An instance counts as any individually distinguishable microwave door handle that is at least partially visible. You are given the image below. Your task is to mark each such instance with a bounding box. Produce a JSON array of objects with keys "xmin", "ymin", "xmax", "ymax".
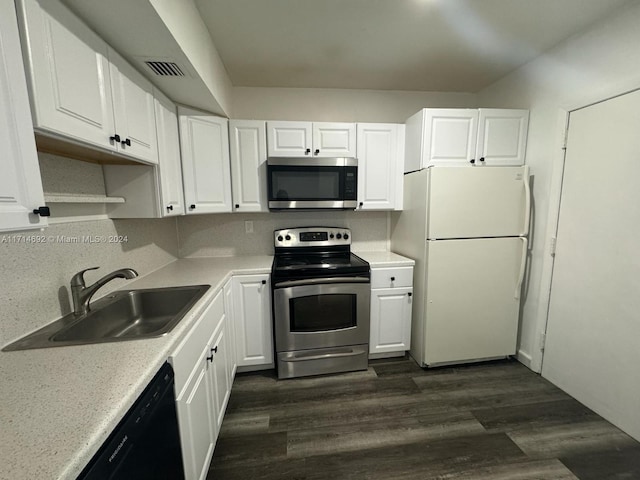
[{"xmin": 274, "ymin": 277, "xmax": 370, "ymax": 288}]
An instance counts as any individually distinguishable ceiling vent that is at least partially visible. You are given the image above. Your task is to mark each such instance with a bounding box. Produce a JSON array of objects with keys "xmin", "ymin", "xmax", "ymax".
[{"xmin": 144, "ymin": 61, "xmax": 185, "ymax": 77}]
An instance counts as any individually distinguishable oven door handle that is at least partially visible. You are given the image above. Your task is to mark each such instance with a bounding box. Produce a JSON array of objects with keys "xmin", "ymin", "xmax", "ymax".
[
  {"xmin": 274, "ymin": 277, "xmax": 370, "ymax": 288},
  {"xmin": 281, "ymin": 347, "xmax": 367, "ymax": 362}
]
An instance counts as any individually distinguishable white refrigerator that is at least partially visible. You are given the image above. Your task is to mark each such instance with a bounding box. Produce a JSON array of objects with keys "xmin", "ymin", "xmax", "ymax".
[{"xmin": 390, "ymin": 166, "xmax": 530, "ymax": 366}]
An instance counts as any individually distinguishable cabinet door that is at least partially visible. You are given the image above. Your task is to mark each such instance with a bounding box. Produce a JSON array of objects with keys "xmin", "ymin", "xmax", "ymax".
[
  {"xmin": 179, "ymin": 109, "xmax": 232, "ymax": 214},
  {"xmin": 175, "ymin": 355, "xmax": 215, "ymax": 480},
  {"xmin": 423, "ymin": 109, "xmax": 478, "ymax": 167},
  {"xmin": 154, "ymin": 91, "xmax": 185, "ymax": 216},
  {"xmin": 356, "ymin": 123, "xmax": 403, "ymax": 210},
  {"xmin": 267, "ymin": 121, "xmax": 312, "ymax": 157},
  {"xmin": 312, "ymin": 122, "xmax": 356, "ymax": 157},
  {"xmin": 229, "ymin": 120, "xmax": 267, "ymax": 212},
  {"xmin": 476, "ymin": 109, "xmax": 529, "ymax": 166},
  {"xmin": 209, "ymin": 323, "xmax": 230, "ymax": 436},
  {"xmin": 223, "ymin": 279, "xmax": 238, "ymax": 379},
  {"xmin": 17, "ymin": 0, "xmax": 116, "ymax": 151},
  {"xmin": 0, "ymin": 0, "xmax": 46, "ymax": 232},
  {"xmin": 232, "ymin": 274, "xmax": 273, "ymax": 367},
  {"xmin": 370, "ymin": 287, "xmax": 412, "ymax": 355},
  {"xmin": 108, "ymin": 49, "xmax": 158, "ymax": 164}
]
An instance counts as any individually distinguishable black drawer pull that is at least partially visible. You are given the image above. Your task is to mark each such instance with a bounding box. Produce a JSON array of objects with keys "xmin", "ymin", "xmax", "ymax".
[{"xmin": 390, "ymin": 276, "xmax": 396, "ymax": 281}]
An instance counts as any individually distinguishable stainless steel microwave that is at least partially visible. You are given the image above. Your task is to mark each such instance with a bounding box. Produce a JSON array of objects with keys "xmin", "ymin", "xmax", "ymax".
[{"xmin": 267, "ymin": 157, "xmax": 358, "ymax": 210}]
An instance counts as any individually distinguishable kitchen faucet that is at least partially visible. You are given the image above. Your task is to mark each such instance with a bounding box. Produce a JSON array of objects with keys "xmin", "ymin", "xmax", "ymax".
[{"xmin": 70, "ymin": 267, "xmax": 138, "ymax": 315}]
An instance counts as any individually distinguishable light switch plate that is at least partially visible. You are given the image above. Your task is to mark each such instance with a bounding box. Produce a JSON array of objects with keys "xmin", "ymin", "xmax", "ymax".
[{"xmin": 245, "ymin": 221, "xmax": 254, "ymax": 234}]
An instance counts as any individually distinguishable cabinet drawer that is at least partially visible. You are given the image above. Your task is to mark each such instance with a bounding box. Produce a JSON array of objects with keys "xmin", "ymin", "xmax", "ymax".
[
  {"xmin": 370, "ymin": 267, "xmax": 414, "ymax": 289},
  {"xmin": 171, "ymin": 289, "xmax": 224, "ymax": 396}
]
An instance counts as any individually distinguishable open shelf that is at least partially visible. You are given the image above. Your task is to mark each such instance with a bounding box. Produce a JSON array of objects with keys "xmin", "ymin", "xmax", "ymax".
[{"xmin": 44, "ymin": 194, "xmax": 125, "ymax": 204}]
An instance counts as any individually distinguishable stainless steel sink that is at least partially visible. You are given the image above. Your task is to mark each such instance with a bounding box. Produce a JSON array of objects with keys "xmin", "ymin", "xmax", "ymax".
[{"xmin": 2, "ymin": 285, "xmax": 210, "ymax": 351}]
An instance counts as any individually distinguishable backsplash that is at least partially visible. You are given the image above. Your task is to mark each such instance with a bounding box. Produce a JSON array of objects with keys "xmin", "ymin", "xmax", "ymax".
[
  {"xmin": 0, "ymin": 218, "xmax": 178, "ymax": 347},
  {"xmin": 178, "ymin": 211, "xmax": 390, "ymax": 257}
]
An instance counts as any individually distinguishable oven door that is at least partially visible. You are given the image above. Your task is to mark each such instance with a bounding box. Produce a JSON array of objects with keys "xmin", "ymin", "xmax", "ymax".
[{"xmin": 273, "ymin": 277, "xmax": 370, "ymax": 353}]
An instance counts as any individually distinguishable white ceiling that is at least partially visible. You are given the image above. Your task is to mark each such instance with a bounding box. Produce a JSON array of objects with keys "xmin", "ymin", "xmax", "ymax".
[{"xmin": 195, "ymin": 0, "xmax": 630, "ymax": 92}]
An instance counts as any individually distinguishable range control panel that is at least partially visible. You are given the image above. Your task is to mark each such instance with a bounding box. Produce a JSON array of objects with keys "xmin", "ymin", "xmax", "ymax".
[{"xmin": 274, "ymin": 227, "xmax": 351, "ymax": 248}]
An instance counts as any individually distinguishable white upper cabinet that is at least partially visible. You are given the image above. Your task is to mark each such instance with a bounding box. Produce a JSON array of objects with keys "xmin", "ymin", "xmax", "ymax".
[
  {"xmin": 17, "ymin": 0, "xmax": 158, "ymax": 164},
  {"xmin": 267, "ymin": 121, "xmax": 356, "ymax": 157},
  {"xmin": 179, "ymin": 108, "xmax": 232, "ymax": 214},
  {"xmin": 476, "ymin": 109, "xmax": 529, "ymax": 166},
  {"xmin": 154, "ymin": 90, "xmax": 185, "ymax": 216},
  {"xmin": 356, "ymin": 123, "xmax": 404, "ymax": 211},
  {"xmin": 108, "ymin": 49, "xmax": 158, "ymax": 164},
  {"xmin": 0, "ymin": 0, "xmax": 47, "ymax": 232},
  {"xmin": 404, "ymin": 108, "xmax": 528, "ymax": 171},
  {"xmin": 229, "ymin": 120, "xmax": 268, "ymax": 212},
  {"xmin": 17, "ymin": 0, "xmax": 115, "ymax": 150}
]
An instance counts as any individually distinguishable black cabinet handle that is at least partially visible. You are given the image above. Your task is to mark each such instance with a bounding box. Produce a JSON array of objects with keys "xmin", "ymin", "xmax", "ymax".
[
  {"xmin": 359, "ymin": 202, "xmax": 364, "ymax": 207},
  {"xmin": 211, "ymin": 346, "xmax": 218, "ymax": 354},
  {"xmin": 167, "ymin": 205, "xmax": 173, "ymax": 211},
  {"xmin": 110, "ymin": 134, "xmax": 121, "ymax": 143},
  {"xmin": 206, "ymin": 354, "xmax": 214, "ymax": 363},
  {"xmin": 190, "ymin": 204, "xmax": 196, "ymax": 209},
  {"xmin": 408, "ymin": 292, "xmax": 412, "ymax": 297},
  {"xmin": 32, "ymin": 206, "xmax": 50, "ymax": 217},
  {"xmin": 470, "ymin": 159, "xmax": 476, "ymax": 164},
  {"xmin": 235, "ymin": 204, "xmax": 239, "ymax": 209},
  {"xmin": 305, "ymin": 148, "xmax": 311, "ymax": 155},
  {"xmin": 314, "ymin": 149, "xmax": 320, "ymax": 155},
  {"xmin": 121, "ymin": 138, "xmax": 131, "ymax": 147},
  {"xmin": 479, "ymin": 157, "xmax": 485, "ymax": 163},
  {"xmin": 390, "ymin": 276, "xmax": 396, "ymax": 281},
  {"xmin": 261, "ymin": 280, "xmax": 267, "ymax": 285}
]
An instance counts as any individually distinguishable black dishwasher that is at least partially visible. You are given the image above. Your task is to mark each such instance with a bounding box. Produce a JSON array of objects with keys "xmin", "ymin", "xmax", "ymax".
[{"xmin": 78, "ymin": 363, "xmax": 185, "ymax": 479}]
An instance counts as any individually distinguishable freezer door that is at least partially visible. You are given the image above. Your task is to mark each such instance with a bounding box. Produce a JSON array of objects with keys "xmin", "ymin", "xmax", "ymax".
[
  {"xmin": 424, "ymin": 237, "xmax": 526, "ymax": 366},
  {"xmin": 427, "ymin": 166, "xmax": 530, "ymax": 239}
]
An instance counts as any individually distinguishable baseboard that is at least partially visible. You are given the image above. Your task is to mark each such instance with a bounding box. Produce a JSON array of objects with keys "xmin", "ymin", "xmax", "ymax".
[{"xmin": 516, "ymin": 349, "xmax": 534, "ymax": 370}]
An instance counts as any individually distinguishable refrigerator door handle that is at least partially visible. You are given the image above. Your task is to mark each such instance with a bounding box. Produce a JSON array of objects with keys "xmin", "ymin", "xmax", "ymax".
[
  {"xmin": 522, "ymin": 165, "xmax": 531, "ymax": 236},
  {"xmin": 515, "ymin": 237, "xmax": 528, "ymax": 299}
]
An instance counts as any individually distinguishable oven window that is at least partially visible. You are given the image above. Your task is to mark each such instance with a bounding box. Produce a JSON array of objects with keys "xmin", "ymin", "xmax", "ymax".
[
  {"xmin": 289, "ymin": 294, "xmax": 356, "ymax": 332},
  {"xmin": 270, "ymin": 168, "xmax": 340, "ymax": 200}
]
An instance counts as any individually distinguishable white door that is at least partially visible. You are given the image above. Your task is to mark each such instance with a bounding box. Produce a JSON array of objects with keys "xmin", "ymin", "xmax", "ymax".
[
  {"xmin": 0, "ymin": 0, "xmax": 47, "ymax": 232},
  {"xmin": 543, "ymin": 90, "xmax": 640, "ymax": 441},
  {"xmin": 229, "ymin": 120, "xmax": 268, "ymax": 212},
  {"xmin": 476, "ymin": 109, "xmax": 528, "ymax": 166},
  {"xmin": 154, "ymin": 91, "xmax": 184, "ymax": 216},
  {"xmin": 232, "ymin": 274, "xmax": 273, "ymax": 367},
  {"xmin": 18, "ymin": 0, "xmax": 116, "ymax": 151},
  {"xmin": 108, "ymin": 49, "xmax": 158, "ymax": 164},
  {"xmin": 267, "ymin": 121, "xmax": 312, "ymax": 157},
  {"xmin": 424, "ymin": 237, "xmax": 526, "ymax": 366},
  {"xmin": 179, "ymin": 109, "xmax": 232, "ymax": 214},
  {"xmin": 423, "ymin": 109, "xmax": 478, "ymax": 166},
  {"xmin": 312, "ymin": 122, "xmax": 356, "ymax": 157},
  {"xmin": 356, "ymin": 123, "xmax": 402, "ymax": 210},
  {"xmin": 427, "ymin": 166, "xmax": 530, "ymax": 239},
  {"xmin": 370, "ymin": 287, "xmax": 412, "ymax": 354}
]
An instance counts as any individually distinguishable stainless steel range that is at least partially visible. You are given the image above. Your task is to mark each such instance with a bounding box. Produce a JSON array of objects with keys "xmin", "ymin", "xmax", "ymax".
[{"xmin": 271, "ymin": 227, "xmax": 371, "ymax": 379}]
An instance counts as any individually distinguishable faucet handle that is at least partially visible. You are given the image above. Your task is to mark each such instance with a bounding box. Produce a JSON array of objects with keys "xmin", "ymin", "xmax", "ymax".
[{"xmin": 70, "ymin": 267, "xmax": 100, "ymax": 288}]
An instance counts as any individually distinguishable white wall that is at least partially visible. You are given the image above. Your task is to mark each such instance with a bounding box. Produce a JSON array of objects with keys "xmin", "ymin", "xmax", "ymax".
[
  {"xmin": 232, "ymin": 87, "xmax": 477, "ymax": 123},
  {"xmin": 477, "ymin": 0, "xmax": 640, "ymax": 370}
]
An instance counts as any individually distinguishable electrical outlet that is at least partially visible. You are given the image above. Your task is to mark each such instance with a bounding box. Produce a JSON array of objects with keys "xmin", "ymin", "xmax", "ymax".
[{"xmin": 245, "ymin": 221, "xmax": 254, "ymax": 234}]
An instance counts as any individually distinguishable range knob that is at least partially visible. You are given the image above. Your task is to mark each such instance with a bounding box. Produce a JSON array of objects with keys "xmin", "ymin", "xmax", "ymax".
[
  {"xmin": 336, "ymin": 233, "xmax": 342, "ymax": 239},
  {"xmin": 343, "ymin": 233, "xmax": 349, "ymax": 240},
  {"xmin": 285, "ymin": 235, "xmax": 291, "ymax": 241},
  {"xmin": 277, "ymin": 235, "xmax": 283, "ymax": 241},
  {"xmin": 329, "ymin": 233, "xmax": 335, "ymax": 239}
]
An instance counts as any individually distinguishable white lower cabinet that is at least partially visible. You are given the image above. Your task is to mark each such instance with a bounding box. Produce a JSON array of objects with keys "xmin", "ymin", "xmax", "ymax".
[
  {"xmin": 223, "ymin": 279, "xmax": 238, "ymax": 379},
  {"xmin": 369, "ymin": 266, "xmax": 414, "ymax": 356},
  {"xmin": 171, "ymin": 289, "xmax": 233, "ymax": 480},
  {"xmin": 232, "ymin": 274, "xmax": 273, "ymax": 368}
]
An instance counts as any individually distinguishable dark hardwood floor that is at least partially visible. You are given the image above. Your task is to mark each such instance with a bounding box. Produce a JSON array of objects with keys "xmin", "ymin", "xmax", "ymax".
[{"xmin": 208, "ymin": 357, "xmax": 640, "ymax": 480}]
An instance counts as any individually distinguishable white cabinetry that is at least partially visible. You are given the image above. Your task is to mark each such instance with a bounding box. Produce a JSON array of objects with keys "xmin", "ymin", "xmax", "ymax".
[
  {"xmin": 223, "ymin": 279, "xmax": 238, "ymax": 379},
  {"xmin": 17, "ymin": 0, "xmax": 159, "ymax": 164},
  {"xmin": 0, "ymin": 0, "xmax": 47, "ymax": 232},
  {"xmin": 267, "ymin": 121, "xmax": 356, "ymax": 157},
  {"xmin": 404, "ymin": 108, "xmax": 528, "ymax": 171},
  {"xmin": 356, "ymin": 123, "xmax": 404, "ymax": 211},
  {"xmin": 171, "ymin": 289, "xmax": 233, "ymax": 480},
  {"xmin": 102, "ymin": 90, "xmax": 184, "ymax": 218},
  {"xmin": 369, "ymin": 266, "xmax": 413, "ymax": 356},
  {"xmin": 232, "ymin": 274, "xmax": 273, "ymax": 368},
  {"xmin": 179, "ymin": 108, "xmax": 232, "ymax": 214},
  {"xmin": 229, "ymin": 120, "xmax": 268, "ymax": 212}
]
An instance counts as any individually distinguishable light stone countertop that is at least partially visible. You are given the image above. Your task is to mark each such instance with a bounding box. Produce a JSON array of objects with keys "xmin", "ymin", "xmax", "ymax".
[
  {"xmin": 355, "ymin": 250, "xmax": 416, "ymax": 267},
  {"xmin": 0, "ymin": 255, "xmax": 272, "ymax": 480}
]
